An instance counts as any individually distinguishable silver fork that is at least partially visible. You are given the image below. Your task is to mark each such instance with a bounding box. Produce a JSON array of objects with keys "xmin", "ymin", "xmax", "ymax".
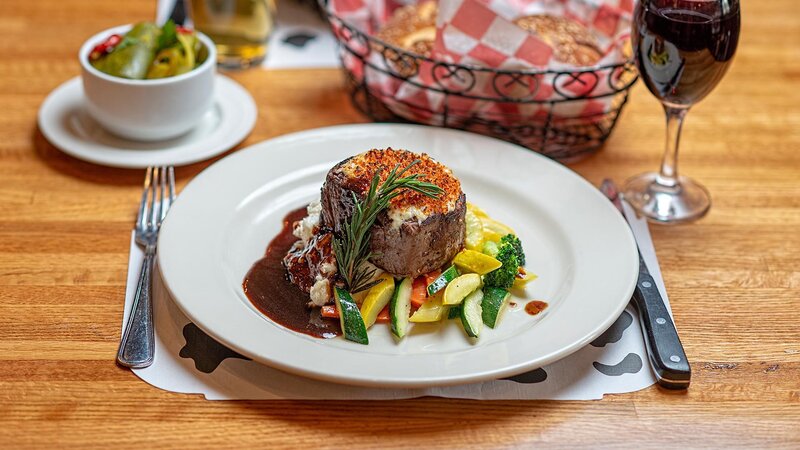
[{"xmin": 117, "ymin": 166, "xmax": 176, "ymax": 369}]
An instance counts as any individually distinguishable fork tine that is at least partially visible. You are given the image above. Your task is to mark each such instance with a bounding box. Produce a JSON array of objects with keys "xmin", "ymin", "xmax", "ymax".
[
  {"xmin": 137, "ymin": 167, "xmax": 153, "ymax": 230},
  {"xmin": 157, "ymin": 166, "xmax": 167, "ymax": 225},
  {"xmin": 156, "ymin": 166, "xmax": 167, "ymax": 225},
  {"xmin": 160, "ymin": 166, "xmax": 175, "ymax": 223},
  {"xmin": 148, "ymin": 167, "xmax": 161, "ymax": 231},
  {"xmin": 168, "ymin": 166, "xmax": 176, "ymax": 202}
]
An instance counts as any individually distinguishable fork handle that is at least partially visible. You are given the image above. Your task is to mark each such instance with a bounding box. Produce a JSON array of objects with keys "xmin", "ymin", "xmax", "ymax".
[{"xmin": 117, "ymin": 246, "xmax": 156, "ymax": 368}]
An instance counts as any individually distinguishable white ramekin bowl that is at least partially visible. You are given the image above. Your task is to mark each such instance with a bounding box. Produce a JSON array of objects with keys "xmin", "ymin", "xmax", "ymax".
[{"xmin": 79, "ymin": 24, "xmax": 217, "ymax": 142}]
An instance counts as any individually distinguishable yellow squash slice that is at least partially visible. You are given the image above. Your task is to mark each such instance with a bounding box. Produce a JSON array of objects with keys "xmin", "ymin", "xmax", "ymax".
[
  {"xmin": 452, "ymin": 249, "xmax": 502, "ymax": 275},
  {"xmin": 513, "ymin": 269, "xmax": 538, "ymax": 290},
  {"xmin": 359, "ymin": 274, "xmax": 396, "ymax": 328},
  {"xmin": 467, "ymin": 202, "xmax": 489, "ymax": 218},
  {"xmin": 481, "ymin": 216, "xmax": 515, "ymax": 243},
  {"xmin": 409, "ymin": 292, "xmax": 446, "ymax": 323}
]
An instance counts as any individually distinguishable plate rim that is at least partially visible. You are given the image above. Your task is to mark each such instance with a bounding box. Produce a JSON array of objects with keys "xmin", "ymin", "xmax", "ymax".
[
  {"xmin": 158, "ymin": 123, "xmax": 639, "ymax": 387},
  {"xmin": 37, "ymin": 75, "xmax": 256, "ymax": 168}
]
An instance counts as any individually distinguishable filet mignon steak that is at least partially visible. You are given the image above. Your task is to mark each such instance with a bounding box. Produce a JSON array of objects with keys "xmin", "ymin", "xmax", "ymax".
[{"xmin": 321, "ymin": 148, "xmax": 466, "ymax": 278}]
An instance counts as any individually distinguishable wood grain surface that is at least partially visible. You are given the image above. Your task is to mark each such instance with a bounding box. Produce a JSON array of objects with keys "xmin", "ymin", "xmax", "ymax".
[{"xmin": 1, "ymin": 0, "xmax": 798, "ymax": 448}]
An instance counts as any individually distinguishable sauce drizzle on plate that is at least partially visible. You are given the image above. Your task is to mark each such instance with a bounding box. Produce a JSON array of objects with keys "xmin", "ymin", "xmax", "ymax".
[
  {"xmin": 525, "ymin": 300, "xmax": 549, "ymax": 316},
  {"xmin": 242, "ymin": 207, "xmax": 341, "ymax": 339}
]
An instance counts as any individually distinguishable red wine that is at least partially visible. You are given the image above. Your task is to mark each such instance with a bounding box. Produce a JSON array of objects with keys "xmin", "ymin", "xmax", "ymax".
[{"xmin": 633, "ymin": 0, "xmax": 740, "ymax": 106}]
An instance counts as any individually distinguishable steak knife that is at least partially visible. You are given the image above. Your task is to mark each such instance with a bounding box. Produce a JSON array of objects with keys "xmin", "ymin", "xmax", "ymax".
[{"xmin": 600, "ymin": 179, "xmax": 691, "ymax": 390}]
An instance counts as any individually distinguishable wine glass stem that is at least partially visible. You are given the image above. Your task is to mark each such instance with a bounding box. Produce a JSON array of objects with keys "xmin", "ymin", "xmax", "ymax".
[{"xmin": 657, "ymin": 105, "xmax": 689, "ymax": 189}]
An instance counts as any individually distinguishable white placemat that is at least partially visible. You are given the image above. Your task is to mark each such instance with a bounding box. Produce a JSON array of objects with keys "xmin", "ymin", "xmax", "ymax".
[{"xmin": 122, "ymin": 199, "xmax": 665, "ymax": 400}]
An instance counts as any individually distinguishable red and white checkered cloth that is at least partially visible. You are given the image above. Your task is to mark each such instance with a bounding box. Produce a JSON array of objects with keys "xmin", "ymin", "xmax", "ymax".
[
  {"xmin": 327, "ymin": 0, "xmax": 633, "ymax": 133},
  {"xmin": 435, "ymin": 0, "xmax": 631, "ymax": 69}
]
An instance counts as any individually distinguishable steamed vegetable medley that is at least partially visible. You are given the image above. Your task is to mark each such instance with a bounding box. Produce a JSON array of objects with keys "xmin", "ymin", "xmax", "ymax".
[
  {"xmin": 89, "ymin": 21, "xmax": 207, "ymax": 80},
  {"xmin": 322, "ymin": 203, "xmax": 537, "ymax": 344}
]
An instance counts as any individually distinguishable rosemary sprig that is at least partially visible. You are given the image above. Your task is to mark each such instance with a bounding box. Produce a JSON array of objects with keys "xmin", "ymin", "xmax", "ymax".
[{"xmin": 333, "ymin": 160, "xmax": 443, "ymax": 293}]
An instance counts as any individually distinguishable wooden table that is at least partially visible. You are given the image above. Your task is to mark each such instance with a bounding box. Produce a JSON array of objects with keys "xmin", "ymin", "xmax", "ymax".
[{"xmin": 1, "ymin": 0, "xmax": 798, "ymax": 447}]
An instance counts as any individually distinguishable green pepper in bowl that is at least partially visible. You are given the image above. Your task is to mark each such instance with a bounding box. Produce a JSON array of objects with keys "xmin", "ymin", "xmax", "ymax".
[{"xmin": 90, "ymin": 22, "xmax": 160, "ymax": 80}]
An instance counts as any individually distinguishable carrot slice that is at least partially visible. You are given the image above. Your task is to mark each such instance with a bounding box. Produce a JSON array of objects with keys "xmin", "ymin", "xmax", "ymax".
[
  {"xmin": 375, "ymin": 305, "xmax": 390, "ymax": 323},
  {"xmin": 321, "ymin": 305, "xmax": 338, "ymax": 318},
  {"xmin": 424, "ymin": 269, "xmax": 442, "ymax": 287},
  {"xmin": 411, "ymin": 277, "xmax": 429, "ymax": 307},
  {"xmin": 326, "ymin": 304, "xmax": 390, "ymax": 324}
]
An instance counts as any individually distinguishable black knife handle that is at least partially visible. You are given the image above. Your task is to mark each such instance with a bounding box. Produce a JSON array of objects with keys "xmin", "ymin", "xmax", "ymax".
[{"xmin": 632, "ymin": 270, "xmax": 691, "ymax": 390}]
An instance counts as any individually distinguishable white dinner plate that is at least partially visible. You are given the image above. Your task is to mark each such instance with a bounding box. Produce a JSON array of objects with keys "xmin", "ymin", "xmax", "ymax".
[
  {"xmin": 158, "ymin": 124, "xmax": 638, "ymax": 387},
  {"xmin": 37, "ymin": 75, "xmax": 256, "ymax": 168}
]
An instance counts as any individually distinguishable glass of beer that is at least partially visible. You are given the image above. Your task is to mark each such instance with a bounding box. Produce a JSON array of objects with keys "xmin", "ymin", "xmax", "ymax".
[{"xmin": 188, "ymin": 0, "xmax": 275, "ymax": 69}]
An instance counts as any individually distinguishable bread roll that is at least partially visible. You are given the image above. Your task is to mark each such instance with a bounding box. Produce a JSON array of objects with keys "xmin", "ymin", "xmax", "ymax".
[
  {"xmin": 376, "ymin": 1, "xmax": 436, "ymax": 57},
  {"xmin": 514, "ymin": 15, "xmax": 603, "ymax": 66}
]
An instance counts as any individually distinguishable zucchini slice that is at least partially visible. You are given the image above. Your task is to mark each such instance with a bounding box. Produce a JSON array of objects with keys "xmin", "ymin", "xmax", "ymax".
[
  {"xmin": 427, "ymin": 265, "xmax": 459, "ymax": 296},
  {"xmin": 481, "ymin": 286, "xmax": 510, "ymax": 328},
  {"xmin": 481, "ymin": 240, "xmax": 499, "ymax": 257},
  {"xmin": 333, "ymin": 287, "xmax": 369, "ymax": 345},
  {"xmin": 464, "ymin": 209, "xmax": 484, "ymax": 251},
  {"xmin": 390, "ymin": 277, "xmax": 413, "ymax": 339},
  {"xmin": 447, "ymin": 305, "xmax": 462, "ymax": 320},
  {"xmin": 460, "ymin": 289, "xmax": 484, "ymax": 338},
  {"xmin": 443, "ymin": 273, "xmax": 482, "ymax": 305}
]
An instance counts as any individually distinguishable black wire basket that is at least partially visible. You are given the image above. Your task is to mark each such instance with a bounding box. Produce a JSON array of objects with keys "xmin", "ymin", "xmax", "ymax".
[{"xmin": 319, "ymin": 0, "xmax": 638, "ymax": 162}]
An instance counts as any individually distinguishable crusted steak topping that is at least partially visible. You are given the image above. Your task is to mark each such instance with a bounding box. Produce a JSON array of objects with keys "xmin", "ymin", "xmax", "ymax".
[{"xmin": 320, "ymin": 148, "xmax": 466, "ymax": 278}]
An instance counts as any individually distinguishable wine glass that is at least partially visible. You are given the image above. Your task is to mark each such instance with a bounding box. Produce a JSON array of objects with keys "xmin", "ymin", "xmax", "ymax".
[{"xmin": 625, "ymin": 0, "xmax": 741, "ymax": 223}]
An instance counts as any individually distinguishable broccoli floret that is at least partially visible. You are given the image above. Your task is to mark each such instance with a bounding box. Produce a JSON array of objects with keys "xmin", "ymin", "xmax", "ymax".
[
  {"xmin": 483, "ymin": 234, "xmax": 526, "ymax": 288},
  {"xmin": 500, "ymin": 234, "xmax": 525, "ymax": 266},
  {"xmin": 483, "ymin": 244, "xmax": 518, "ymax": 289}
]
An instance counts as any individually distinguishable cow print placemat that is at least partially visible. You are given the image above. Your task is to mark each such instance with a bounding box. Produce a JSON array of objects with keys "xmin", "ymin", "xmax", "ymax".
[{"xmin": 122, "ymin": 200, "xmax": 665, "ymax": 400}]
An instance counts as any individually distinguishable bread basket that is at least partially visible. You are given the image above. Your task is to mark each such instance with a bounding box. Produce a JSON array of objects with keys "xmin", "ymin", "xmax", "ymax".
[{"xmin": 320, "ymin": 0, "xmax": 638, "ymax": 162}]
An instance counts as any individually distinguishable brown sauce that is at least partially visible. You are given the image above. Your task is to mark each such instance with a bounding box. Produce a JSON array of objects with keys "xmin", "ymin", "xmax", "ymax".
[
  {"xmin": 525, "ymin": 300, "xmax": 549, "ymax": 316},
  {"xmin": 242, "ymin": 207, "xmax": 341, "ymax": 339}
]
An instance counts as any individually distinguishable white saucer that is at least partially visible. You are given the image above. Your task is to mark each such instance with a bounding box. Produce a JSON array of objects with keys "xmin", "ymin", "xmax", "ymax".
[{"xmin": 38, "ymin": 75, "xmax": 257, "ymax": 168}]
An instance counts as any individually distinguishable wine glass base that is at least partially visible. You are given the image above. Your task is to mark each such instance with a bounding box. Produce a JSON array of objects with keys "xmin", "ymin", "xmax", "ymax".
[{"xmin": 623, "ymin": 173, "xmax": 711, "ymax": 224}]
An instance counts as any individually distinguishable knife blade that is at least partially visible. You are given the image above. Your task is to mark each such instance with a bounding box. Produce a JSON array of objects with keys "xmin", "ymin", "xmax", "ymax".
[{"xmin": 600, "ymin": 179, "xmax": 691, "ymax": 390}]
